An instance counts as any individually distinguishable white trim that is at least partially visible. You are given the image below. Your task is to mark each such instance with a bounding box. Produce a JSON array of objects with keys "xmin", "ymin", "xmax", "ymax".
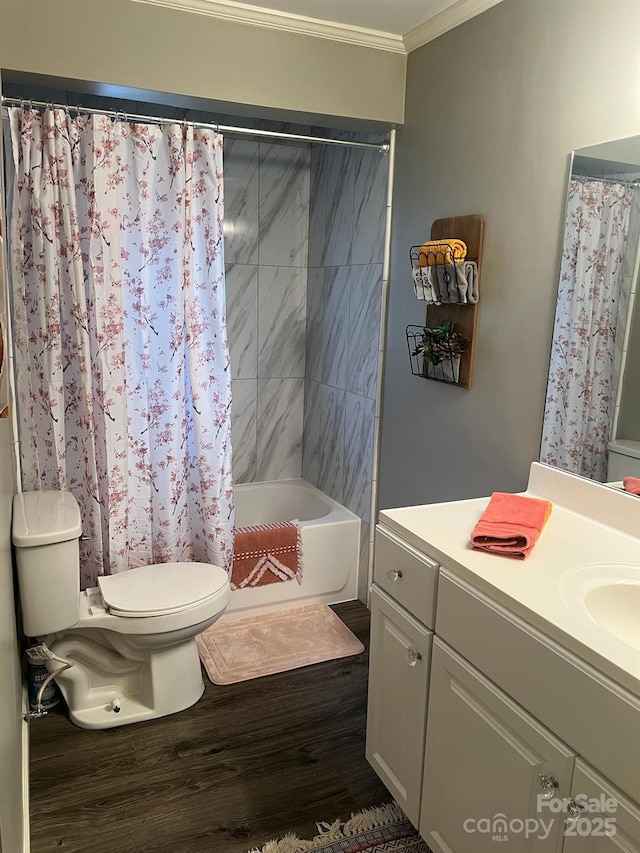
[
  {"xmin": 403, "ymin": 0, "xmax": 504, "ymax": 52},
  {"xmin": 21, "ymin": 686, "xmax": 30, "ymax": 853},
  {"xmin": 367, "ymin": 127, "xmax": 396, "ymax": 607},
  {"xmin": 131, "ymin": 0, "xmax": 504, "ymax": 55},
  {"xmin": 129, "ymin": 0, "xmax": 406, "ymax": 53}
]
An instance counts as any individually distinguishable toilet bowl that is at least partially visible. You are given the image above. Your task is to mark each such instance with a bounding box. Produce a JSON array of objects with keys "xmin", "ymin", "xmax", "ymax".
[{"xmin": 12, "ymin": 490, "xmax": 230, "ymax": 729}]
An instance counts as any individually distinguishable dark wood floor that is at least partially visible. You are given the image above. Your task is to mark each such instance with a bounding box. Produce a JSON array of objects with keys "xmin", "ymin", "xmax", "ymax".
[{"xmin": 29, "ymin": 601, "xmax": 390, "ymax": 853}]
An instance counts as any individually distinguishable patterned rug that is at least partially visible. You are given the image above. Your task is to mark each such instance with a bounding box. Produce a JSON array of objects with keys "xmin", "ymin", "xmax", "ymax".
[{"xmin": 247, "ymin": 802, "xmax": 431, "ymax": 853}]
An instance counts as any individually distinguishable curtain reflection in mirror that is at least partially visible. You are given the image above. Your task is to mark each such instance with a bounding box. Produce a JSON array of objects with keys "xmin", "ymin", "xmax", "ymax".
[{"xmin": 541, "ymin": 177, "xmax": 637, "ymax": 481}]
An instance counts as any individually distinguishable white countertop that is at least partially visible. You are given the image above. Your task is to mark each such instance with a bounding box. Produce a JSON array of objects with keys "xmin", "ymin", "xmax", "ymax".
[{"xmin": 379, "ymin": 463, "xmax": 640, "ymax": 697}]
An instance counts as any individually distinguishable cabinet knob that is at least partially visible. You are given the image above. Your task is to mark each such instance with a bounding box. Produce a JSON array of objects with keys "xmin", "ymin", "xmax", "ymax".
[
  {"xmin": 387, "ymin": 569, "xmax": 403, "ymax": 582},
  {"xmin": 406, "ymin": 648, "xmax": 422, "ymax": 667},
  {"xmin": 566, "ymin": 798, "xmax": 587, "ymax": 823},
  {"xmin": 539, "ymin": 775, "xmax": 559, "ymax": 798}
]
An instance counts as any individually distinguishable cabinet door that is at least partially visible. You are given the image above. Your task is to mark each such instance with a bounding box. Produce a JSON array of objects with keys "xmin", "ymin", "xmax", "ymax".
[
  {"xmin": 562, "ymin": 758, "xmax": 640, "ymax": 852},
  {"xmin": 366, "ymin": 585, "xmax": 432, "ymax": 827},
  {"xmin": 420, "ymin": 638, "xmax": 575, "ymax": 852}
]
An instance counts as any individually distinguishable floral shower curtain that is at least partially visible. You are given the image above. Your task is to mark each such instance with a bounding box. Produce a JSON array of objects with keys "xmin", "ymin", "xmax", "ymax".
[
  {"xmin": 540, "ymin": 178, "xmax": 634, "ymax": 481},
  {"xmin": 8, "ymin": 108, "xmax": 234, "ymax": 587}
]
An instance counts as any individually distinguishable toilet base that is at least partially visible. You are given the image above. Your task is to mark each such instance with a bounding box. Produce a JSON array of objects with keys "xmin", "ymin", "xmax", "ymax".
[
  {"xmin": 46, "ymin": 631, "xmax": 207, "ymax": 730},
  {"xmin": 68, "ymin": 679, "xmax": 204, "ymax": 729}
]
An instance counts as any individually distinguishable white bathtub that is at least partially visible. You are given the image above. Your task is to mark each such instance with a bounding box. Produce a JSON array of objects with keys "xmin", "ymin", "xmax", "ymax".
[{"xmin": 224, "ymin": 479, "xmax": 360, "ymax": 617}]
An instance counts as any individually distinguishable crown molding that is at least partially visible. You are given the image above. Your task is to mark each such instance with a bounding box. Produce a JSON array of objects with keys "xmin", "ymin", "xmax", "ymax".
[
  {"xmin": 129, "ymin": 0, "xmax": 406, "ymax": 53},
  {"xmin": 403, "ymin": 0, "xmax": 504, "ymax": 52}
]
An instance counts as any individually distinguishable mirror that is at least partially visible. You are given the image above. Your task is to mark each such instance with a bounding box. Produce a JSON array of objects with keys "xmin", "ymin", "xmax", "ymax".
[
  {"xmin": 541, "ymin": 135, "xmax": 640, "ymax": 485},
  {"xmin": 0, "ymin": 234, "xmax": 8, "ymax": 418}
]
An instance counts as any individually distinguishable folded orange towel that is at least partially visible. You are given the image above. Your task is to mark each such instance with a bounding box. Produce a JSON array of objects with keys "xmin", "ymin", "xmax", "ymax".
[
  {"xmin": 470, "ymin": 493, "xmax": 553, "ymax": 560},
  {"xmin": 417, "ymin": 239, "xmax": 467, "ymax": 267},
  {"xmin": 623, "ymin": 476, "xmax": 640, "ymax": 495}
]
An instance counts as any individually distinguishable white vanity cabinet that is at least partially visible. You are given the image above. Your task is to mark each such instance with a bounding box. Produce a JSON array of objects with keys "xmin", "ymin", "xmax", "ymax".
[
  {"xmin": 366, "ymin": 501, "xmax": 640, "ymax": 852},
  {"xmin": 420, "ymin": 638, "xmax": 575, "ymax": 852},
  {"xmin": 365, "ymin": 526, "xmax": 439, "ymax": 826}
]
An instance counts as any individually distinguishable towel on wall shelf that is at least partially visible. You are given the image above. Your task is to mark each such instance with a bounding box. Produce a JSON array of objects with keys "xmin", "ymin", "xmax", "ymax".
[
  {"xmin": 412, "ymin": 265, "xmax": 441, "ymax": 304},
  {"xmin": 417, "ymin": 238, "xmax": 467, "ymax": 266},
  {"xmin": 470, "ymin": 492, "xmax": 553, "ymax": 559},
  {"xmin": 463, "ymin": 260, "xmax": 479, "ymax": 303},
  {"xmin": 418, "ymin": 239, "xmax": 467, "ymax": 265},
  {"xmin": 413, "ymin": 260, "xmax": 478, "ymax": 305}
]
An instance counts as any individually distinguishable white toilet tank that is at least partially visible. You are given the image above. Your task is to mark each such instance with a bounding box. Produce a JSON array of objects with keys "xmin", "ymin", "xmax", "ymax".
[
  {"xmin": 607, "ymin": 440, "xmax": 640, "ymax": 481},
  {"xmin": 12, "ymin": 491, "xmax": 83, "ymax": 636}
]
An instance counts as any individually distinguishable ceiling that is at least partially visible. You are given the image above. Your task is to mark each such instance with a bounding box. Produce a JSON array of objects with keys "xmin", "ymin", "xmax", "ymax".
[{"xmin": 133, "ymin": 0, "xmax": 504, "ymax": 53}]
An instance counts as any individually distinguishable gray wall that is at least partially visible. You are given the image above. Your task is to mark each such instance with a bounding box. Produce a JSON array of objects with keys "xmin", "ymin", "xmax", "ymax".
[
  {"xmin": 303, "ymin": 142, "xmax": 388, "ymax": 596},
  {"xmin": 379, "ymin": 0, "xmax": 640, "ymax": 510},
  {"xmin": 0, "ymin": 0, "xmax": 405, "ymax": 128}
]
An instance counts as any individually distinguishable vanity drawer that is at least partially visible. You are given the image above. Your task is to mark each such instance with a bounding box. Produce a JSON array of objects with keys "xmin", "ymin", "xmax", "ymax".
[{"xmin": 373, "ymin": 525, "xmax": 439, "ymax": 628}]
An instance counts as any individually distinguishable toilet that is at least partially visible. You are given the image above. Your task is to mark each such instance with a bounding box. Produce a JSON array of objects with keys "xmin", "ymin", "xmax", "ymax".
[
  {"xmin": 12, "ymin": 490, "xmax": 230, "ymax": 730},
  {"xmin": 607, "ymin": 439, "xmax": 640, "ymax": 481}
]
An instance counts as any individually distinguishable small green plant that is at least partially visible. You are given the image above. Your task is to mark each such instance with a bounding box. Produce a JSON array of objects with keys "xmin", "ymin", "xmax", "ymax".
[{"xmin": 412, "ymin": 320, "xmax": 470, "ymax": 366}]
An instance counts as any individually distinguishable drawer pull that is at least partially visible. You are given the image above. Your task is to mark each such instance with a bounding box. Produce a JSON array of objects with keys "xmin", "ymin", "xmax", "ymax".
[
  {"xmin": 406, "ymin": 648, "xmax": 422, "ymax": 667},
  {"xmin": 566, "ymin": 798, "xmax": 587, "ymax": 823},
  {"xmin": 387, "ymin": 569, "xmax": 403, "ymax": 582},
  {"xmin": 539, "ymin": 775, "xmax": 559, "ymax": 798}
]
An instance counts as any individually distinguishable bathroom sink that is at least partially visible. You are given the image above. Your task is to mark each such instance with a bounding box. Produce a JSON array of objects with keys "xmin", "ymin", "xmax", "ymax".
[
  {"xmin": 560, "ymin": 564, "xmax": 640, "ymax": 652},
  {"xmin": 583, "ymin": 582, "xmax": 640, "ymax": 651}
]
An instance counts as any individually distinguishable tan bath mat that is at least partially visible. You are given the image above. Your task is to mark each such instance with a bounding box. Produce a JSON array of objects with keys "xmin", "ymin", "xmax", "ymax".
[{"xmin": 196, "ymin": 603, "xmax": 364, "ymax": 685}]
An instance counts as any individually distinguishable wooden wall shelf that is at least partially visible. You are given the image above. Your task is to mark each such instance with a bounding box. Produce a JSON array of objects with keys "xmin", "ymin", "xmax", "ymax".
[{"xmin": 412, "ymin": 214, "xmax": 483, "ymax": 390}]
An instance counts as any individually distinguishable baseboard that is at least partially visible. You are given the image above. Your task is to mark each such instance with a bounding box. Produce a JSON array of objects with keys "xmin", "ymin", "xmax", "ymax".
[{"xmin": 21, "ymin": 685, "xmax": 30, "ymax": 853}]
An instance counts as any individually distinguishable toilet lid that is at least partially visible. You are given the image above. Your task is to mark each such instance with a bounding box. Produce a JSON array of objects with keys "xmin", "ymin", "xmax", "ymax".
[{"xmin": 98, "ymin": 562, "xmax": 229, "ymax": 617}]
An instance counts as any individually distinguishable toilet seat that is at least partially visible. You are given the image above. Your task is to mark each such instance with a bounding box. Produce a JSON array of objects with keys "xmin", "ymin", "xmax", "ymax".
[{"xmin": 98, "ymin": 562, "xmax": 229, "ymax": 618}]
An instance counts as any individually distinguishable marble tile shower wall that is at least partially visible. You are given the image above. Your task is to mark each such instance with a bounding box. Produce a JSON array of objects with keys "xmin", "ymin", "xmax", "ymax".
[
  {"xmin": 225, "ymin": 139, "xmax": 310, "ymax": 483},
  {"xmin": 303, "ymin": 143, "xmax": 388, "ymax": 588}
]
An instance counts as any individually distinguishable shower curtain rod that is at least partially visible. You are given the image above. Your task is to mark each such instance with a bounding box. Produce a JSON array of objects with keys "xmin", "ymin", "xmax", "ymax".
[
  {"xmin": 573, "ymin": 173, "xmax": 640, "ymax": 188},
  {"xmin": 1, "ymin": 96, "xmax": 390, "ymax": 153}
]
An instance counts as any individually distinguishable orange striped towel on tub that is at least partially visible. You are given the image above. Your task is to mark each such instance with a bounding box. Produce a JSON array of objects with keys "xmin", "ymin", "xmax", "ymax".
[{"xmin": 231, "ymin": 521, "xmax": 303, "ymax": 589}]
